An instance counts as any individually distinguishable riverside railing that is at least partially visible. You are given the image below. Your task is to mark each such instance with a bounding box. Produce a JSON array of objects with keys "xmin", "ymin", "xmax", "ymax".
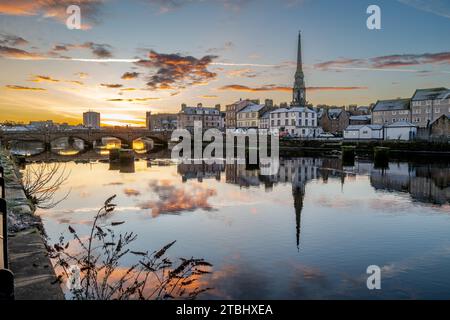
[{"xmin": 0, "ymin": 166, "xmax": 14, "ymax": 300}]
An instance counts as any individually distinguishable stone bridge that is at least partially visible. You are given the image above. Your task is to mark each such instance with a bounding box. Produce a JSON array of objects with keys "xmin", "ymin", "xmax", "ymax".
[{"xmin": 0, "ymin": 128, "xmax": 172, "ymax": 149}]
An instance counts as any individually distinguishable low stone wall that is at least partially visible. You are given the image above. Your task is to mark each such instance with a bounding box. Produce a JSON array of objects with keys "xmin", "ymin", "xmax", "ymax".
[
  {"xmin": 0, "ymin": 148, "xmax": 64, "ymax": 300},
  {"xmin": 0, "ymin": 149, "xmax": 41, "ymax": 232}
]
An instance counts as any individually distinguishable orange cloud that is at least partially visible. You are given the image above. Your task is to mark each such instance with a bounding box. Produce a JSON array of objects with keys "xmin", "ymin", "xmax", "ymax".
[
  {"xmin": 5, "ymin": 85, "xmax": 46, "ymax": 91},
  {"xmin": 219, "ymin": 84, "xmax": 367, "ymax": 92},
  {"xmin": 135, "ymin": 50, "xmax": 218, "ymax": 90},
  {"xmin": 307, "ymin": 86, "xmax": 368, "ymax": 92},
  {"xmin": 121, "ymin": 72, "xmax": 140, "ymax": 80},
  {"xmin": 0, "ymin": 45, "xmax": 44, "ymax": 59},
  {"xmin": 0, "ymin": 0, "xmax": 103, "ymax": 28},
  {"xmin": 30, "ymin": 75, "xmax": 60, "ymax": 83},
  {"xmin": 101, "ymin": 83, "xmax": 123, "ymax": 89},
  {"xmin": 139, "ymin": 181, "xmax": 217, "ymax": 217},
  {"xmin": 200, "ymin": 95, "xmax": 219, "ymax": 99},
  {"xmin": 106, "ymin": 97, "xmax": 161, "ymax": 102},
  {"xmin": 124, "ymin": 188, "xmax": 141, "ymax": 197},
  {"xmin": 218, "ymin": 84, "xmax": 292, "ymax": 92}
]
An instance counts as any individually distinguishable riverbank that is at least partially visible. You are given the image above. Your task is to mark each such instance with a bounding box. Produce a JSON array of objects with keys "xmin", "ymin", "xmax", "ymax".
[
  {"xmin": 0, "ymin": 149, "xmax": 64, "ymax": 300},
  {"xmin": 279, "ymin": 139, "xmax": 450, "ymax": 158}
]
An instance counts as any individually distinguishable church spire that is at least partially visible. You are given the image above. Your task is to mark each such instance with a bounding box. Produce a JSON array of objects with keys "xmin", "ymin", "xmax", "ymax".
[
  {"xmin": 297, "ymin": 30, "xmax": 303, "ymax": 72},
  {"xmin": 293, "ymin": 31, "xmax": 306, "ymax": 106}
]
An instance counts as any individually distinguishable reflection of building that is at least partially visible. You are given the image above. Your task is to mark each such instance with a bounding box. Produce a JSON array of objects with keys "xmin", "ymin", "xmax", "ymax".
[
  {"xmin": 370, "ymin": 163, "xmax": 449, "ymax": 205},
  {"xmin": 146, "ymin": 112, "xmax": 177, "ymax": 131},
  {"xmin": 178, "ymin": 163, "xmax": 224, "ymax": 182},
  {"xmin": 83, "ymin": 111, "xmax": 101, "ymax": 129}
]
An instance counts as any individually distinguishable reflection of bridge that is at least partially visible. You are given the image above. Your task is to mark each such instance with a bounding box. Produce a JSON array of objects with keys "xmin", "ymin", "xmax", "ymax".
[
  {"xmin": 0, "ymin": 128, "xmax": 172, "ymax": 148},
  {"xmin": 24, "ymin": 148, "xmax": 172, "ymax": 163}
]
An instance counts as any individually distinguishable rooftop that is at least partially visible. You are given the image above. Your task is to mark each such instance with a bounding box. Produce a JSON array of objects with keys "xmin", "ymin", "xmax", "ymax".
[
  {"xmin": 327, "ymin": 108, "xmax": 345, "ymax": 119},
  {"xmin": 270, "ymin": 107, "xmax": 315, "ymax": 114},
  {"xmin": 372, "ymin": 99, "xmax": 410, "ymax": 112},
  {"xmin": 349, "ymin": 115, "xmax": 372, "ymax": 121},
  {"xmin": 412, "ymin": 88, "xmax": 449, "ymax": 101},
  {"xmin": 181, "ymin": 106, "xmax": 220, "ymax": 115},
  {"xmin": 345, "ymin": 124, "xmax": 383, "ymax": 131},
  {"xmin": 238, "ymin": 104, "xmax": 266, "ymax": 113}
]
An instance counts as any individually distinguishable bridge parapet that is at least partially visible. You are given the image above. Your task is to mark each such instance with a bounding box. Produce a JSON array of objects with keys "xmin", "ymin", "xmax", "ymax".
[{"xmin": 0, "ymin": 128, "xmax": 173, "ymax": 146}]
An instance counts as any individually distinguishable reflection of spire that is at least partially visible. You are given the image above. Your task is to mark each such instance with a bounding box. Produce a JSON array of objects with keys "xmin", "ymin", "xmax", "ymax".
[{"xmin": 292, "ymin": 183, "xmax": 305, "ymax": 251}]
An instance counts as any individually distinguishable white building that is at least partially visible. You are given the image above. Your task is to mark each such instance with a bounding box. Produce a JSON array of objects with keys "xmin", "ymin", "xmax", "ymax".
[
  {"xmin": 344, "ymin": 125, "xmax": 384, "ymax": 140},
  {"xmin": 384, "ymin": 121, "xmax": 417, "ymax": 141},
  {"xmin": 83, "ymin": 111, "xmax": 101, "ymax": 129},
  {"xmin": 269, "ymin": 107, "xmax": 320, "ymax": 138}
]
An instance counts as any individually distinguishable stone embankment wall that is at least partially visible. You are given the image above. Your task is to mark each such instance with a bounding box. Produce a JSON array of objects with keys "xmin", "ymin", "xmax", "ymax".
[{"xmin": 0, "ymin": 149, "xmax": 64, "ymax": 300}]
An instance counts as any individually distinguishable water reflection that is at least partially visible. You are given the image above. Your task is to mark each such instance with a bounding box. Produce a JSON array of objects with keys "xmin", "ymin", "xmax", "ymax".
[
  {"xmin": 25, "ymin": 155, "xmax": 450, "ymax": 299},
  {"xmin": 51, "ymin": 137, "xmax": 84, "ymax": 156},
  {"xmin": 9, "ymin": 140, "xmax": 44, "ymax": 156}
]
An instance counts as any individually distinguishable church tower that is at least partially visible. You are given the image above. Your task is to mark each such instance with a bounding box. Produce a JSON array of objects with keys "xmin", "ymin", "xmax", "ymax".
[{"xmin": 292, "ymin": 31, "xmax": 306, "ymax": 106}]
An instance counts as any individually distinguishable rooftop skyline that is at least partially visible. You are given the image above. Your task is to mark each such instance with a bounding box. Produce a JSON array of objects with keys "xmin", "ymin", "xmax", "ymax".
[{"xmin": 0, "ymin": 0, "xmax": 449, "ymax": 126}]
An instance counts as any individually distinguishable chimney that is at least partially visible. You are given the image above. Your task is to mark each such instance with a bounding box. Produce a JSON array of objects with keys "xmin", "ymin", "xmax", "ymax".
[
  {"xmin": 197, "ymin": 103, "xmax": 203, "ymax": 108},
  {"xmin": 181, "ymin": 103, "xmax": 187, "ymax": 111},
  {"xmin": 215, "ymin": 104, "xmax": 221, "ymax": 111},
  {"xmin": 265, "ymin": 99, "xmax": 273, "ymax": 108}
]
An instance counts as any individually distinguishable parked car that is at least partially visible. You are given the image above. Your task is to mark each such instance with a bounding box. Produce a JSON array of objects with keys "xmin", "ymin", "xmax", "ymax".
[
  {"xmin": 234, "ymin": 128, "xmax": 247, "ymax": 135},
  {"xmin": 318, "ymin": 133, "xmax": 335, "ymax": 139}
]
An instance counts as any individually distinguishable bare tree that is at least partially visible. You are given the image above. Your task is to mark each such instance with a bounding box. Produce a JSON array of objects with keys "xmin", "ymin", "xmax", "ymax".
[
  {"xmin": 22, "ymin": 162, "xmax": 71, "ymax": 209},
  {"xmin": 47, "ymin": 196, "xmax": 213, "ymax": 300}
]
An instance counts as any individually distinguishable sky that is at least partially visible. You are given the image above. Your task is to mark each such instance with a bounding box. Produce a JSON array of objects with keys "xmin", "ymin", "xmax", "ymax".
[{"xmin": 0, "ymin": 0, "xmax": 449, "ymax": 126}]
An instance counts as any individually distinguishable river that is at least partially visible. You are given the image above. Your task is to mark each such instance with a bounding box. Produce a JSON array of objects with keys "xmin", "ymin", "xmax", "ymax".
[{"xmin": 14, "ymin": 143, "xmax": 450, "ymax": 299}]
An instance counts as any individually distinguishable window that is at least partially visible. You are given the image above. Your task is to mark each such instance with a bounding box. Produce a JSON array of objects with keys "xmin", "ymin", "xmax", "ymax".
[
  {"xmin": 277, "ymin": 120, "xmax": 281, "ymax": 126},
  {"xmin": 285, "ymin": 119, "xmax": 289, "ymax": 126},
  {"xmin": 271, "ymin": 120, "xmax": 275, "ymax": 126},
  {"xmin": 305, "ymin": 119, "xmax": 309, "ymax": 126},
  {"xmin": 291, "ymin": 119, "xmax": 296, "ymax": 126}
]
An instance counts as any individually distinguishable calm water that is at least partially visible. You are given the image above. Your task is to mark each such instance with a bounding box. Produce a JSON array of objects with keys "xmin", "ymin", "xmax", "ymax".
[{"xmin": 22, "ymin": 151, "xmax": 450, "ymax": 299}]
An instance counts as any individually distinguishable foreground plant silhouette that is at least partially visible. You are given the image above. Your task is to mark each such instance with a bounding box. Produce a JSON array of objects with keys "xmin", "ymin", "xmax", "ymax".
[
  {"xmin": 47, "ymin": 195, "xmax": 213, "ymax": 300},
  {"xmin": 23, "ymin": 162, "xmax": 71, "ymax": 209}
]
